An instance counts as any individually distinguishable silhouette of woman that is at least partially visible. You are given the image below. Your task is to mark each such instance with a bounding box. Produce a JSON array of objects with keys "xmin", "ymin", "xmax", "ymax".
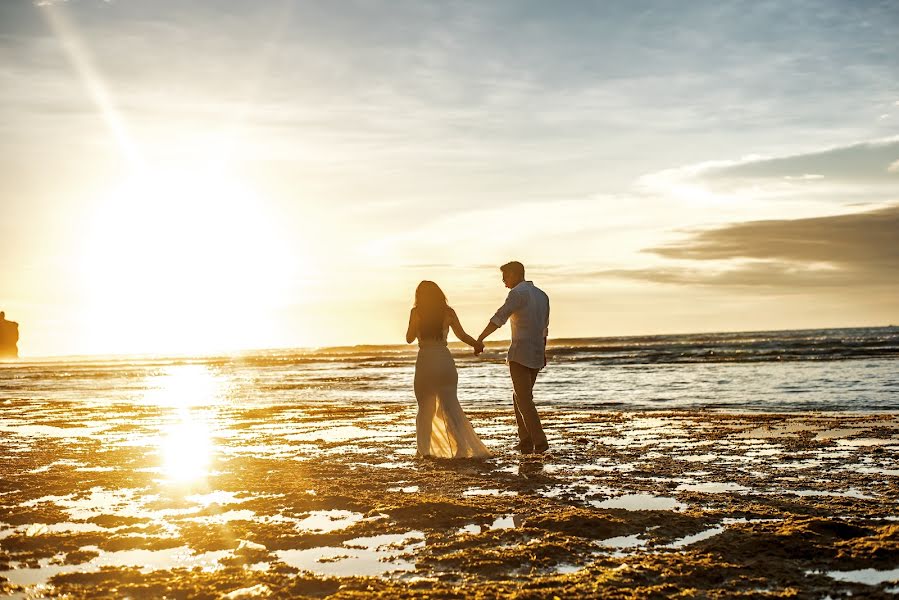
[{"xmin": 406, "ymin": 282, "xmax": 490, "ymax": 458}]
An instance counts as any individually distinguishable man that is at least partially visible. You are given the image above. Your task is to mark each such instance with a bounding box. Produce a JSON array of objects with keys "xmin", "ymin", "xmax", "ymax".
[{"xmin": 476, "ymin": 262, "xmax": 550, "ymax": 454}]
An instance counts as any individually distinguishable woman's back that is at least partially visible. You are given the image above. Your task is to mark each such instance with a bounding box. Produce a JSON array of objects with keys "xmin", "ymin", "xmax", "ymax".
[{"xmin": 416, "ymin": 308, "xmax": 451, "ymax": 346}]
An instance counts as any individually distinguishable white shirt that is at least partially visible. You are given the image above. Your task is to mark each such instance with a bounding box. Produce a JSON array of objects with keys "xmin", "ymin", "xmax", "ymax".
[{"xmin": 489, "ymin": 281, "xmax": 550, "ymax": 370}]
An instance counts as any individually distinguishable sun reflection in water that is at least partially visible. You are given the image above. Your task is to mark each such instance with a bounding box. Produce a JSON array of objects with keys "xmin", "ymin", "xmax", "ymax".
[
  {"xmin": 160, "ymin": 418, "xmax": 214, "ymax": 483},
  {"xmin": 146, "ymin": 365, "xmax": 224, "ymax": 483},
  {"xmin": 144, "ymin": 364, "xmax": 224, "ymax": 408}
]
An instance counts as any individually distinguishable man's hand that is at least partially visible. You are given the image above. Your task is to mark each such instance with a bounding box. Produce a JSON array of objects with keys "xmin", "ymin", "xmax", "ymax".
[{"xmin": 473, "ymin": 340, "xmax": 484, "ymax": 356}]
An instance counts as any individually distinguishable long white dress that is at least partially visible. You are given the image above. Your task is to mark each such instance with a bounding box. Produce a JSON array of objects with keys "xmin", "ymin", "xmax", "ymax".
[{"xmin": 414, "ymin": 325, "xmax": 491, "ymax": 459}]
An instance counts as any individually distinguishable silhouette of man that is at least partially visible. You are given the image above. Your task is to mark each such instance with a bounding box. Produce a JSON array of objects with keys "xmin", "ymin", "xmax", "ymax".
[
  {"xmin": 0, "ymin": 311, "xmax": 19, "ymax": 359},
  {"xmin": 476, "ymin": 262, "xmax": 550, "ymax": 454}
]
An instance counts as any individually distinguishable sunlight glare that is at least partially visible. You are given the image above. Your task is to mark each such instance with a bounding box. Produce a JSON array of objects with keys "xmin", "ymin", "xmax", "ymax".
[
  {"xmin": 143, "ymin": 365, "xmax": 225, "ymax": 408},
  {"xmin": 39, "ymin": 2, "xmax": 141, "ymax": 166},
  {"xmin": 160, "ymin": 418, "xmax": 214, "ymax": 483},
  {"xmin": 147, "ymin": 365, "xmax": 222, "ymax": 483},
  {"xmin": 79, "ymin": 164, "xmax": 301, "ymax": 354}
]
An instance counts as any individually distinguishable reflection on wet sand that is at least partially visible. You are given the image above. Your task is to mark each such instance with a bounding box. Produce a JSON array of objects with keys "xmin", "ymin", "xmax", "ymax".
[
  {"xmin": 158, "ymin": 418, "xmax": 214, "ymax": 483},
  {"xmin": 150, "ymin": 366, "xmax": 222, "ymax": 484}
]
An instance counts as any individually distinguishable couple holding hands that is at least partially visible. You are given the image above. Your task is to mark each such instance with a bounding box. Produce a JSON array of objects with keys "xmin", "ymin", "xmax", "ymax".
[{"xmin": 406, "ymin": 261, "xmax": 550, "ymax": 459}]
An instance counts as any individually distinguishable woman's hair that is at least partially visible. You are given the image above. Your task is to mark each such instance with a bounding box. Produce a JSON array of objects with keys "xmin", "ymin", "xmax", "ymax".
[{"xmin": 414, "ymin": 281, "xmax": 449, "ymax": 340}]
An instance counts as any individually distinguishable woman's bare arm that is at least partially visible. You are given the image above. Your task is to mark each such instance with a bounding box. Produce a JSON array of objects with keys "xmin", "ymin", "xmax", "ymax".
[
  {"xmin": 406, "ymin": 308, "xmax": 418, "ymax": 344},
  {"xmin": 448, "ymin": 309, "xmax": 482, "ymax": 351}
]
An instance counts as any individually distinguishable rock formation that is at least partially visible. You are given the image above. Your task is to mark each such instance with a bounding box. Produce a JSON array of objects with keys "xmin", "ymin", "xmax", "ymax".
[{"xmin": 0, "ymin": 311, "xmax": 19, "ymax": 358}]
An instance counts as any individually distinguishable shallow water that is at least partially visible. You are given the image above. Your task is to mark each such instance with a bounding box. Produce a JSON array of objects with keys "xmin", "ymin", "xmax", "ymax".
[
  {"xmin": 591, "ymin": 494, "xmax": 687, "ymax": 511},
  {"xmin": 3, "ymin": 326, "xmax": 898, "ymax": 412},
  {"xmin": 274, "ymin": 531, "xmax": 425, "ymax": 577},
  {"xmin": 823, "ymin": 567, "xmax": 899, "ymax": 586}
]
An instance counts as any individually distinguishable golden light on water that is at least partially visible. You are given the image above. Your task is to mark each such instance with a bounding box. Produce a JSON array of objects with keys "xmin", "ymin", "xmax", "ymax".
[
  {"xmin": 146, "ymin": 365, "xmax": 222, "ymax": 483},
  {"xmin": 160, "ymin": 418, "xmax": 214, "ymax": 483},
  {"xmin": 144, "ymin": 364, "xmax": 225, "ymax": 408}
]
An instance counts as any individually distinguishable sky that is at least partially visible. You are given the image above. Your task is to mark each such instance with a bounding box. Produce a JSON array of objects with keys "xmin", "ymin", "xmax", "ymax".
[{"xmin": 1, "ymin": 0, "xmax": 897, "ymax": 357}]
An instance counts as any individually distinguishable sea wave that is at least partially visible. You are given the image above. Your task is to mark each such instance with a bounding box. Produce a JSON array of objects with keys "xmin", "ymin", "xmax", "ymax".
[
  {"xmin": 542, "ymin": 327, "xmax": 899, "ymax": 364},
  {"xmin": 2, "ymin": 326, "xmax": 897, "ymax": 370}
]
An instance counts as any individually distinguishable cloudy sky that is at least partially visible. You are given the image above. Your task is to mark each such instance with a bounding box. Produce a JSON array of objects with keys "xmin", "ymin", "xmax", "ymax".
[{"xmin": 1, "ymin": 0, "xmax": 897, "ymax": 356}]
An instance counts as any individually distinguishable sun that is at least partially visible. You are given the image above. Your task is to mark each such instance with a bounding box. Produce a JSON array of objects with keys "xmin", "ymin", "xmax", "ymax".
[{"xmin": 78, "ymin": 164, "xmax": 299, "ymax": 355}]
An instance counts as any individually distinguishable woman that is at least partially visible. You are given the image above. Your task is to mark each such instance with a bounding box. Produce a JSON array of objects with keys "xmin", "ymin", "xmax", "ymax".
[{"xmin": 406, "ymin": 281, "xmax": 490, "ymax": 459}]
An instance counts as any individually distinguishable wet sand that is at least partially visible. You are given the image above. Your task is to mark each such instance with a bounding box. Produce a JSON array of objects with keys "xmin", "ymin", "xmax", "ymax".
[{"xmin": 2, "ymin": 398, "xmax": 899, "ymax": 598}]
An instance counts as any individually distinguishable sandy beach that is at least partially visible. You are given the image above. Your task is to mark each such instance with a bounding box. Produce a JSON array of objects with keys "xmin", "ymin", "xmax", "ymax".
[{"xmin": 2, "ymin": 393, "xmax": 898, "ymax": 598}]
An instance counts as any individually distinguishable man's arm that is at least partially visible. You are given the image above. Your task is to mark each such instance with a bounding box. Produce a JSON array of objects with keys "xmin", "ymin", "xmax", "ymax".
[
  {"xmin": 477, "ymin": 322, "xmax": 498, "ymax": 344},
  {"xmin": 473, "ymin": 322, "xmax": 497, "ymax": 356},
  {"xmin": 476, "ymin": 290, "xmax": 524, "ymax": 352},
  {"xmin": 545, "ymin": 295, "xmax": 550, "ymax": 338},
  {"xmin": 543, "ymin": 295, "xmax": 550, "ymax": 366}
]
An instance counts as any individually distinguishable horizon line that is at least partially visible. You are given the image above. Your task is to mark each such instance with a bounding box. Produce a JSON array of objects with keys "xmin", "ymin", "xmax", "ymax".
[{"xmin": 5, "ymin": 322, "xmax": 896, "ymax": 363}]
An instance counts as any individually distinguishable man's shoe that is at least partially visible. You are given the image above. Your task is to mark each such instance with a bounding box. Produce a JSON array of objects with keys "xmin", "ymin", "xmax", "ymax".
[
  {"xmin": 513, "ymin": 442, "xmax": 533, "ymax": 454},
  {"xmin": 533, "ymin": 442, "xmax": 549, "ymax": 454}
]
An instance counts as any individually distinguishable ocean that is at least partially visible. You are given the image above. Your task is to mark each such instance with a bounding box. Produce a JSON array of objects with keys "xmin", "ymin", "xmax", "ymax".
[{"xmin": 2, "ymin": 326, "xmax": 897, "ymax": 412}]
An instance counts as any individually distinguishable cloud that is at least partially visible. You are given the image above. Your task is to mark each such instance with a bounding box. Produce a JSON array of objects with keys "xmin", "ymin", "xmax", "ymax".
[
  {"xmin": 649, "ymin": 203, "xmax": 899, "ymax": 265},
  {"xmin": 633, "ymin": 137, "xmax": 899, "ymax": 229},
  {"xmin": 641, "ymin": 137, "xmax": 899, "ymax": 195},
  {"xmin": 608, "ymin": 203, "xmax": 899, "ymax": 290},
  {"xmin": 596, "ymin": 263, "xmax": 861, "ymax": 290},
  {"xmin": 700, "ymin": 137, "xmax": 899, "ymax": 184},
  {"xmin": 567, "ymin": 202, "xmax": 898, "ymax": 292}
]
